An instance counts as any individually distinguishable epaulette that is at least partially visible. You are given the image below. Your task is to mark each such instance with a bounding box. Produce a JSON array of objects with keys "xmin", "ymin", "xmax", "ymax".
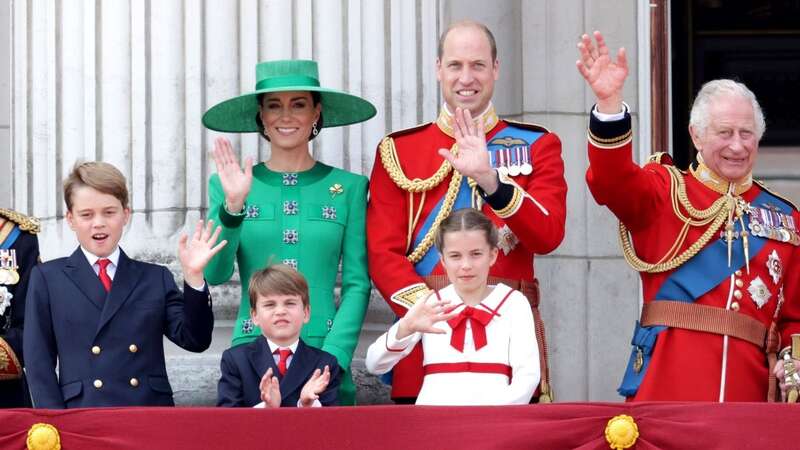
[
  {"xmin": 503, "ymin": 119, "xmax": 550, "ymax": 134},
  {"xmin": 0, "ymin": 208, "xmax": 41, "ymax": 233},
  {"xmin": 385, "ymin": 122, "xmax": 433, "ymax": 139},
  {"xmin": 646, "ymin": 152, "xmax": 674, "ymax": 166},
  {"xmin": 754, "ymin": 180, "xmax": 799, "ymax": 212}
]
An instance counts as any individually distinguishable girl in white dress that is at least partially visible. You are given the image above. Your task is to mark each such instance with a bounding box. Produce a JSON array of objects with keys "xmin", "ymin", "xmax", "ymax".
[{"xmin": 365, "ymin": 208, "xmax": 540, "ymax": 405}]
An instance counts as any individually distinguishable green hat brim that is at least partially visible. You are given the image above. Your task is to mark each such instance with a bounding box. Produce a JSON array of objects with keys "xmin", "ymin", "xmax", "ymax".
[{"xmin": 202, "ymin": 86, "xmax": 376, "ymax": 133}]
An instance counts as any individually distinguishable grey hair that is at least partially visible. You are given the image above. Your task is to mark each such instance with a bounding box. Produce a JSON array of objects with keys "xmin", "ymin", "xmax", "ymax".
[{"xmin": 689, "ymin": 79, "xmax": 765, "ymax": 141}]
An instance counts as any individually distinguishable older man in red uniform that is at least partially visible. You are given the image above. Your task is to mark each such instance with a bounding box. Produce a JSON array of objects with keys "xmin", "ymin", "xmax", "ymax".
[
  {"xmin": 577, "ymin": 31, "xmax": 800, "ymax": 401},
  {"xmin": 367, "ymin": 20, "xmax": 567, "ymax": 402}
]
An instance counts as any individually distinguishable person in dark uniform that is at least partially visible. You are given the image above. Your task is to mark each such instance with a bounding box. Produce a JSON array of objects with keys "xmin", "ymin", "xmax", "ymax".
[{"xmin": 0, "ymin": 208, "xmax": 40, "ymax": 408}]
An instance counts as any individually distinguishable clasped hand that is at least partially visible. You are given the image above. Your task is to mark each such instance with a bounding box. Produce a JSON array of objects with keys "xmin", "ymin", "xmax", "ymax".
[{"xmin": 259, "ymin": 365, "xmax": 332, "ymax": 408}]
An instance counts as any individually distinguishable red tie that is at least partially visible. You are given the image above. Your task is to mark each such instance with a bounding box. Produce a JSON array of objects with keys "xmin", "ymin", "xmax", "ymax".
[
  {"xmin": 276, "ymin": 348, "xmax": 293, "ymax": 376},
  {"xmin": 97, "ymin": 258, "xmax": 112, "ymax": 293},
  {"xmin": 447, "ymin": 306, "xmax": 494, "ymax": 353}
]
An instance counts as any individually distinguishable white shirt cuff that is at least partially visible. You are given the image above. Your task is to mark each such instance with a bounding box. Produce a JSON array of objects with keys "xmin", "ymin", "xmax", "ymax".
[
  {"xmin": 187, "ymin": 281, "xmax": 207, "ymax": 292},
  {"xmin": 591, "ymin": 102, "xmax": 629, "ymax": 122},
  {"xmin": 297, "ymin": 399, "xmax": 322, "ymax": 408},
  {"xmin": 386, "ymin": 321, "xmax": 420, "ymax": 350}
]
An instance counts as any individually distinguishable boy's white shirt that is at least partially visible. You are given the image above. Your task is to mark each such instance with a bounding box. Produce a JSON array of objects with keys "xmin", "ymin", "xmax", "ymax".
[
  {"xmin": 365, "ymin": 283, "xmax": 540, "ymax": 405},
  {"xmin": 81, "ymin": 246, "xmax": 121, "ymax": 279}
]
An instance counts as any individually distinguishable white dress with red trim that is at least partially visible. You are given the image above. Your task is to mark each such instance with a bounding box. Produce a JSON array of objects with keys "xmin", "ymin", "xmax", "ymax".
[{"xmin": 365, "ymin": 283, "xmax": 540, "ymax": 405}]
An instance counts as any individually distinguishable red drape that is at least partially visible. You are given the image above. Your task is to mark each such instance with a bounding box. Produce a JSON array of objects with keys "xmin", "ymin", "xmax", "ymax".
[{"xmin": 2, "ymin": 402, "xmax": 793, "ymax": 449}]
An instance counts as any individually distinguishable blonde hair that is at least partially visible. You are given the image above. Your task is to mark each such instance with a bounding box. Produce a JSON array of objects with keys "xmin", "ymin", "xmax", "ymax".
[{"xmin": 63, "ymin": 161, "xmax": 129, "ymax": 211}]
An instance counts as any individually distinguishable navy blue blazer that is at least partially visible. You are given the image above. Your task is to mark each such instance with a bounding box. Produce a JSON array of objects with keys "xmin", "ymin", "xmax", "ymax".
[
  {"xmin": 24, "ymin": 247, "xmax": 214, "ymax": 408},
  {"xmin": 217, "ymin": 336, "xmax": 341, "ymax": 407}
]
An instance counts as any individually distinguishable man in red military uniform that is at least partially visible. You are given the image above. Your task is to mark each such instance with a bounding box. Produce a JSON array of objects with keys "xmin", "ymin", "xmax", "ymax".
[
  {"xmin": 367, "ymin": 20, "xmax": 567, "ymax": 402},
  {"xmin": 577, "ymin": 31, "xmax": 800, "ymax": 401}
]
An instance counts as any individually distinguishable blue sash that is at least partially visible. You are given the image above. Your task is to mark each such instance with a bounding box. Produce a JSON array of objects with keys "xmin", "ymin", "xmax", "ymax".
[
  {"xmin": 383, "ymin": 124, "xmax": 545, "ymax": 388},
  {"xmin": 410, "ymin": 124, "xmax": 545, "ymax": 276},
  {"xmin": 0, "ymin": 225, "xmax": 21, "ymax": 250},
  {"xmin": 618, "ymin": 189, "xmax": 782, "ymax": 396}
]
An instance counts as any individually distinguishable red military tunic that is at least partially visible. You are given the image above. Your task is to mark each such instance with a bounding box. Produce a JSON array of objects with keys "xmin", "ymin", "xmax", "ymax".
[
  {"xmin": 367, "ymin": 105, "xmax": 567, "ymax": 399},
  {"xmin": 586, "ymin": 110, "xmax": 800, "ymax": 401}
]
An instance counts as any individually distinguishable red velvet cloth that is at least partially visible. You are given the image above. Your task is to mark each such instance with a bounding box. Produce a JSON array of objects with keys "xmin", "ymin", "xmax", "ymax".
[{"xmin": 1, "ymin": 402, "xmax": 796, "ymax": 449}]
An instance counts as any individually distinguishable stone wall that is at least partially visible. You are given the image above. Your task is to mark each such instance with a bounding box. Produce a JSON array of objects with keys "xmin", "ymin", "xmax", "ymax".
[{"xmin": 8, "ymin": 0, "xmax": 644, "ymax": 404}]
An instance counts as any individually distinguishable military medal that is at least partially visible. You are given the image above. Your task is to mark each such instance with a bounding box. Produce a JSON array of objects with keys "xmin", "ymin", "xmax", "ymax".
[
  {"xmin": 493, "ymin": 150, "xmax": 509, "ymax": 176},
  {"xmin": 0, "ymin": 250, "xmax": 19, "ymax": 286},
  {"xmin": 497, "ymin": 224, "xmax": 519, "ymax": 255},
  {"xmin": 747, "ymin": 276, "xmax": 771, "ymax": 309},
  {"xmin": 767, "ymin": 249, "xmax": 782, "ymax": 285},
  {"xmin": 633, "ymin": 346, "xmax": 644, "ymax": 373},
  {"xmin": 747, "ymin": 203, "xmax": 800, "ymax": 246},
  {"xmin": 489, "ymin": 136, "xmax": 534, "ymax": 177},
  {"xmin": 507, "ymin": 147, "xmax": 521, "ymax": 176},
  {"xmin": 520, "ymin": 147, "xmax": 533, "ymax": 175},
  {"xmin": 0, "ymin": 287, "xmax": 12, "ymax": 316}
]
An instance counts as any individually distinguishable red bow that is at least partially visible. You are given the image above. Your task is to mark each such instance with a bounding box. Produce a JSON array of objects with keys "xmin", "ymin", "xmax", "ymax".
[{"xmin": 447, "ymin": 306, "xmax": 494, "ymax": 352}]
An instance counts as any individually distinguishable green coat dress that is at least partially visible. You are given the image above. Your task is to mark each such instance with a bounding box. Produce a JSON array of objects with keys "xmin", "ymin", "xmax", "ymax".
[{"xmin": 205, "ymin": 162, "xmax": 370, "ymax": 405}]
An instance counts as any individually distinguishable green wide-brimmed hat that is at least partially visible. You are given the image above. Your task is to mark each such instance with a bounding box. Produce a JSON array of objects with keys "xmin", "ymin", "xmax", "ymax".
[{"xmin": 202, "ymin": 59, "xmax": 376, "ymax": 132}]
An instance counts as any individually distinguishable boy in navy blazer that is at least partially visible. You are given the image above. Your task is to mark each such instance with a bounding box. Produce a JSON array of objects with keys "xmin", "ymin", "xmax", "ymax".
[
  {"xmin": 217, "ymin": 264, "xmax": 341, "ymax": 407},
  {"xmin": 24, "ymin": 161, "xmax": 227, "ymax": 408}
]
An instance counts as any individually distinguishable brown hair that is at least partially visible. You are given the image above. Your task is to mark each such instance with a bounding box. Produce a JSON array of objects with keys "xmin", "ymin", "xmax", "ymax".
[
  {"xmin": 434, "ymin": 208, "xmax": 498, "ymax": 252},
  {"xmin": 437, "ymin": 20, "xmax": 498, "ymax": 62},
  {"xmin": 63, "ymin": 161, "xmax": 130, "ymax": 211},
  {"xmin": 248, "ymin": 264, "xmax": 310, "ymax": 310}
]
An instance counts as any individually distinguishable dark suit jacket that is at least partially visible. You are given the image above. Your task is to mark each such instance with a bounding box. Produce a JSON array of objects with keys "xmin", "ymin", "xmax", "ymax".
[
  {"xmin": 24, "ymin": 247, "xmax": 214, "ymax": 408},
  {"xmin": 217, "ymin": 336, "xmax": 341, "ymax": 407},
  {"xmin": 0, "ymin": 230, "xmax": 39, "ymax": 408}
]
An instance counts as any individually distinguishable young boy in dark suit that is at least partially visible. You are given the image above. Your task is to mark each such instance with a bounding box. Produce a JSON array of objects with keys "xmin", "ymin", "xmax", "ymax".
[
  {"xmin": 217, "ymin": 264, "xmax": 340, "ymax": 407},
  {"xmin": 24, "ymin": 161, "xmax": 226, "ymax": 408}
]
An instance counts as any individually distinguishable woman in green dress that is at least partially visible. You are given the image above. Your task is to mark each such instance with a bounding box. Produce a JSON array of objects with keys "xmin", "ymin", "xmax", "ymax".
[{"xmin": 202, "ymin": 60, "xmax": 376, "ymax": 405}]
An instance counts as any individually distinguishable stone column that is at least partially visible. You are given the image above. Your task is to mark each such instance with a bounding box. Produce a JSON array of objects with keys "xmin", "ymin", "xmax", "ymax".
[
  {"xmin": 10, "ymin": 0, "xmax": 444, "ymax": 405},
  {"xmin": 10, "ymin": 0, "xmax": 647, "ymax": 404}
]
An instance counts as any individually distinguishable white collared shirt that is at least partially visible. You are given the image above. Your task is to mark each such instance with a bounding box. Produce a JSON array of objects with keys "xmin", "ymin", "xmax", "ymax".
[
  {"xmin": 81, "ymin": 246, "xmax": 121, "ymax": 280},
  {"xmin": 265, "ymin": 337, "xmax": 299, "ymax": 368}
]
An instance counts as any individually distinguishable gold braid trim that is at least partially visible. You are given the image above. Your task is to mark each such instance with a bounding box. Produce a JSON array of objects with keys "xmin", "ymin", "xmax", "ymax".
[
  {"xmin": 0, "ymin": 208, "xmax": 40, "ymax": 233},
  {"xmin": 589, "ymin": 128, "xmax": 633, "ymax": 145},
  {"xmin": 619, "ymin": 166, "xmax": 736, "ymax": 273},
  {"xmin": 380, "ymin": 136, "xmax": 463, "ymax": 263},
  {"xmin": 379, "ymin": 137, "xmax": 454, "ymax": 193},
  {"xmin": 406, "ymin": 169, "xmax": 463, "ymax": 263}
]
